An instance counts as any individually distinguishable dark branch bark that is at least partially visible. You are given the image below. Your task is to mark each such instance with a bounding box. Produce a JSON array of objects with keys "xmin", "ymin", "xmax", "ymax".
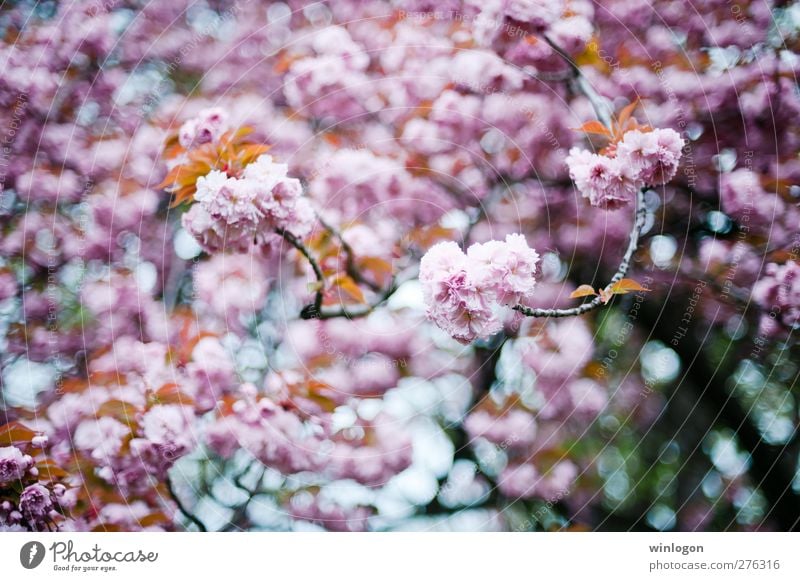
[
  {"xmin": 514, "ymin": 188, "xmax": 648, "ymax": 318},
  {"xmin": 166, "ymin": 476, "xmax": 207, "ymax": 532}
]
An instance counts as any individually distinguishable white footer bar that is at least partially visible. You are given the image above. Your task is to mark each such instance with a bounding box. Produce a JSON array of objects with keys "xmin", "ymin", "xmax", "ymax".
[{"xmin": 3, "ymin": 532, "xmax": 798, "ymax": 580}]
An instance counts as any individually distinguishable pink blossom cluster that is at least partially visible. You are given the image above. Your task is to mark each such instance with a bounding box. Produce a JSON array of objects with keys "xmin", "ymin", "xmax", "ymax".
[
  {"xmin": 286, "ymin": 494, "xmax": 372, "ymax": 532},
  {"xmin": 753, "ymin": 261, "xmax": 800, "ymax": 332},
  {"xmin": 178, "ymin": 107, "xmax": 229, "ymax": 149},
  {"xmin": 419, "ymin": 234, "xmax": 539, "ymax": 343},
  {"xmin": 474, "ymin": 0, "xmax": 595, "ymax": 56},
  {"xmin": 566, "ymin": 128, "xmax": 685, "ymax": 209},
  {"xmin": 464, "ymin": 408, "xmax": 538, "ymax": 452},
  {"xmin": 2, "ymin": 0, "xmax": 799, "ymax": 533},
  {"xmin": 720, "ymin": 169, "xmax": 792, "ymax": 228},
  {"xmin": 308, "ymin": 148, "xmax": 452, "ymax": 225},
  {"xmin": 461, "ymin": 317, "xmax": 608, "ymax": 503},
  {"xmin": 193, "ymin": 252, "xmax": 271, "ymax": 331},
  {"xmin": 280, "ymin": 314, "xmax": 439, "ymax": 400},
  {"xmin": 206, "ymin": 392, "xmax": 322, "ymax": 474},
  {"xmin": 283, "ymin": 26, "xmax": 372, "ymax": 122},
  {"xmin": 0, "ymin": 446, "xmax": 33, "ymax": 484},
  {"xmin": 0, "ymin": 442, "xmax": 70, "ymax": 531},
  {"xmin": 498, "ymin": 459, "xmax": 579, "ymax": 500},
  {"xmin": 326, "ymin": 417, "xmax": 413, "ymax": 487},
  {"xmin": 41, "ymin": 336, "xmax": 238, "ymax": 500},
  {"xmin": 206, "ymin": 389, "xmax": 412, "ymax": 491},
  {"xmin": 182, "ymin": 154, "xmax": 315, "ymax": 253}
]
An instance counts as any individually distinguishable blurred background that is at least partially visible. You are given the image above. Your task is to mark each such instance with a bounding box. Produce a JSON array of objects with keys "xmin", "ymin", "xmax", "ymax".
[{"xmin": 0, "ymin": 0, "xmax": 799, "ymax": 531}]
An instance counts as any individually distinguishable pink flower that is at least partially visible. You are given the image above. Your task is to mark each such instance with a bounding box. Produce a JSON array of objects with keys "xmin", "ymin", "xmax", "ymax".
[
  {"xmin": 467, "ymin": 233, "xmax": 540, "ymax": 305},
  {"xmin": 498, "ymin": 463, "xmax": 539, "ymax": 498},
  {"xmin": 720, "ymin": 168, "xmax": 784, "ymax": 225},
  {"xmin": 419, "ymin": 241, "xmax": 467, "ymax": 285},
  {"xmin": 182, "ymin": 203, "xmax": 249, "ymax": 254},
  {"xmin": 567, "ymin": 127, "xmax": 683, "ymax": 208},
  {"xmin": 617, "ymin": 128, "xmax": 684, "ymax": 186},
  {"xmin": 0, "ymin": 446, "xmax": 33, "ymax": 484},
  {"xmin": 464, "ymin": 408, "xmax": 537, "ymax": 451},
  {"xmin": 193, "ymin": 253, "xmax": 270, "ymax": 324},
  {"xmin": 568, "ymin": 378, "xmax": 608, "ymax": 421},
  {"xmin": 534, "ymin": 460, "xmax": 578, "ymax": 500},
  {"xmin": 186, "ymin": 337, "xmax": 238, "ymax": 411},
  {"xmin": 204, "ymin": 416, "xmax": 243, "ymax": 459},
  {"xmin": 73, "ymin": 417, "xmax": 131, "ymax": 462},
  {"xmin": 449, "ymin": 50, "xmax": 523, "ymax": 92},
  {"xmin": 178, "ymin": 107, "xmax": 229, "ymax": 148},
  {"xmin": 420, "ymin": 236, "xmax": 539, "ymax": 343},
  {"xmin": 0, "ymin": 270, "xmax": 17, "ymax": 301},
  {"xmin": 140, "ymin": 404, "xmax": 195, "ymax": 461},
  {"xmin": 419, "ymin": 241, "xmax": 502, "ymax": 344},
  {"xmin": 183, "ymin": 155, "xmax": 314, "ymax": 253},
  {"xmin": 243, "ymin": 154, "xmax": 313, "ymax": 237},
  {"xmin": 287, "ymin": 494, "xmax": 372, "ymax": 532},
  {"xmin": 308, "ymin": 148, "xmax": 448, "ymax": 225},
  {"xmin": 549, "ymin": 15, "xmax": 593, "ymax": 54},
  {"xmin": 194, "ymin": 170, "xmax": 261, "ymax": 226},
  {"xmin": 504, "ymin": 0, "xmax": 565, "ymax": 28},
  {"xmin": 328, "ymin": 417, "xmax": 413, "ymax": 487},
  {"xmin": 209, "ymin": 396, "xmax": 323, "ymax": 475},
  {"xmin": 753, "ymin": 261, "xmax": 800, "ymax": 329},
  {"xmin": 19, "ymin": 483, "xmax": 55, "ymax": 522},
  {"xmin": 566, "ymin": 147, "xmax": 638, "ymax": 209},
  {"xmin": 284, "ymin": 55, "xmax": 369, "ymax": 121},
  {"xmin": 521, "ymin": 317, "xmax": 594, "ymax": 383}
]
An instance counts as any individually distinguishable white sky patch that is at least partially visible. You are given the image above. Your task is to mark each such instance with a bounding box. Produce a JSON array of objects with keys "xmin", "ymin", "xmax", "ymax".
[{"xmin": 2, "ymin": 358, "xmax": 58, "ymax": 408}]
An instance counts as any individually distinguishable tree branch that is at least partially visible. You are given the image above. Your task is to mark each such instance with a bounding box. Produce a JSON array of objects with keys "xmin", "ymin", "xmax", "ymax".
[
  {"xmin": 316, "ymin": 214, "xmax": 383, "ymax": 293},
  {"xmin": 276, "ymin": 227, "xmax": 325, "ymax": 318},
  {"xmin": 542, "ymin": 34, "xmax": 614, "ymax": 128},
  {"xmin": 166, "ymin": 476, "xmax": 207, "ymax": 532},
  {"xmin": 513, "ymin": 187, "xmax": 647, "ymax": 318}
]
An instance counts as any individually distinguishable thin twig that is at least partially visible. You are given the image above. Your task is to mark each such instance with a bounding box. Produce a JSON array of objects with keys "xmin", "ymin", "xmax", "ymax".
[
  {"xmin": 279, "ymin": 221, "xmax": 418, "ymax": 320},
  {"xmin": 166, "ymin": 476, "xmax": 207, "ymax": 532},
  {"xmin": 313, "ymin": 278, "xmax": 398, "ymax": 320},
  {"xmin": 276, "ymin": 227, "xmax": 325, "ymax": 317},
  {"xmin": 542, "ymin": 34, "xmax": 613, "ymax": 128},
  {"xmin": 316, "ymin": 214, "xmax": 383, "ymax": 293},
  {"xmin": 514, "ymin": 188, "xmax": 648, "ymax": 318}
]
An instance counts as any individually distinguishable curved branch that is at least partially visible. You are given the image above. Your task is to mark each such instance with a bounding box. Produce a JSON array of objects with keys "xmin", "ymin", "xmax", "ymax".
[
  {"xmin": 166, "ymin": 476, "xmax": 207, "ymax": 532},
  {"xmin": 311, "ymin": 276, "xmax": 400, "ymax": 320},
  {"xmin": 542, "ymin": 34, "xmax": 613, "ymax": 128},
  {"xmin": 513, "ymin": 188, "xmax": 647, "ymax": 318},
  {"xmin": 279, "ymin": 223, "xmax": 417, "ymax": 321},
  {"xmin": 276, "ymin": 227, "xmax": 325, "ymax": 317},
  {"xmin": 315, "ymin": 214, "xmax": 383, "ymax": 293}
]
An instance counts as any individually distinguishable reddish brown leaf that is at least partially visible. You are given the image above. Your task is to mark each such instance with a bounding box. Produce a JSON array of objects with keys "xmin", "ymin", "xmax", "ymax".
[
  {"xmin": 574, "ymin": 120, "xmax": 612, "ymax": 137},
  {"xmin": 616, "ymin": 99, "xmax": 640, "ymax": 130},
  {"xmin": 152, "ymin": 383, "xmax": 195, "ymax": 407},
  {"xmin": 139, "ymin": 512, "xmax": 171, "ymax": 527},
  {"xmin": 97, "ymin": 400, "xmax": 139, "ymax": 426},
  {"xmin": 35, "ymin": 460, "xmax": 68, "ymax": 480},
  {"xmin": 237, "ymin": 143, "xmax": 272, "ymax": 165},
  {"xmin": 357, "ymin": 256, "xmax": 393, "ymax": 286},
  {"xmin": 0, "ymin": 422, "xmax": 37, "ymax": 446},
  {"xmin": 331, "ymin": 274, "xmax": 366, "ymax": 304},
  {"xmin": 609, "ymin": 278, "xmax": 651, "ymax": 294},
  {"xmin": 570, "ymin": 284, "xmax": 598, "ymax": 299},
  {"xmin": 91, "ymin": 524, "xmax": 123, "ymax": 532}
]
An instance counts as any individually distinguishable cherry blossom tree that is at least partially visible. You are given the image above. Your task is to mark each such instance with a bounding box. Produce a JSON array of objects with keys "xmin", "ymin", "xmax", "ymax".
[{"xmin": 1, "ymin": 0, "xmax": 799, "ymax": 532}]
